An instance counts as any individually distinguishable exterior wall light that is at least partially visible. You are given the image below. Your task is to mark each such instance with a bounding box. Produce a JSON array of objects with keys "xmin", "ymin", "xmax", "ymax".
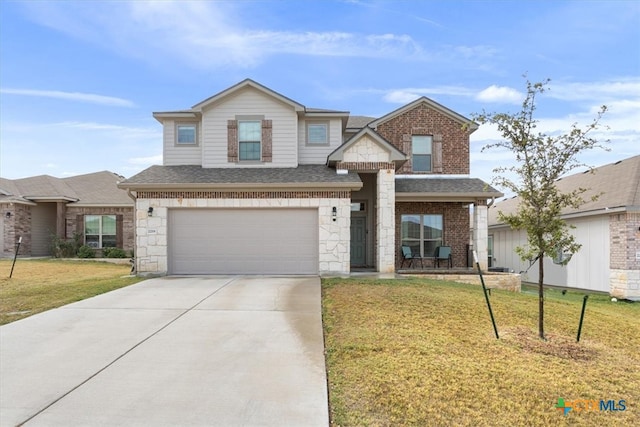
[
  {"xmin": 147, "ymin": 207, "xmax": 154, "ymax": 217},
  {"xmin": 5, "ymin": 212, "xmax": 11, "ymax": 218},
  {"xmin": 332, "ymin": 206, "xmax": 337, "ymax": 221}
]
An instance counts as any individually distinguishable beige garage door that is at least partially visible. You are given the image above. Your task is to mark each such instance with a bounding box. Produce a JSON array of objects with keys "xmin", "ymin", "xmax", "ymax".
[{"xmin": 168, "ymin": 208, "xmax": 318, "ymax": 275}]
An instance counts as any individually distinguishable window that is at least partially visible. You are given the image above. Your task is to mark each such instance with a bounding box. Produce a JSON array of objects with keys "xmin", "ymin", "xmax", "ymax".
[
  {"xmin": 412, "ymin": 135, "xmax": 432, "ymax": 172},
  {"xmin": 401, "ymin": 214, "xmax": 443, "ymax": 257},
  {"xmin": 85, "ymin": 215, "xmax": 116, "ymax": 248},
  {"xmin": 350, "ymin": 202, "xmax": 366, "ymax": 212},
  {"xmin": 238, "ymin": 120, "xmax": 261, "ymax": 161},
  {"xmin": 307, "ymin": 122, "xmax": 329, "ymax": 145},
  {"xmin": 176, "ymin": 124, "xmax": 197, "ymax": 145}
]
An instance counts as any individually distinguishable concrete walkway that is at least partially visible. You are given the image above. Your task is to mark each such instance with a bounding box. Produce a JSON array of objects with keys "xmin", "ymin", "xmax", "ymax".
[{"xmin": 0, "ymin": 276, "xmax": 329, "ymax": 426}]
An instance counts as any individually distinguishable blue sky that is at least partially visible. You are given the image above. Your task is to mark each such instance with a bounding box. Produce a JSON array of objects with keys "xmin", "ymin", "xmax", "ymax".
[{"xmin": 1, "ymin": 0, "xmax": 638, "ymax": 191}]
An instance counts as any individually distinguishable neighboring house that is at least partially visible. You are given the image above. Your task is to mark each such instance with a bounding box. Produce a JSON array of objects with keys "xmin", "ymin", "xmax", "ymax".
[
  {"xmin": 118, "ymin": 79, "xmax": 502, "ymax": 276},
  {"xmin": 0, "ymin": 171, "xmax": 134, "ymax": 257},
  {"xmin": 488, "ymin": 155, "xmax": 640, "ymax": 300}
]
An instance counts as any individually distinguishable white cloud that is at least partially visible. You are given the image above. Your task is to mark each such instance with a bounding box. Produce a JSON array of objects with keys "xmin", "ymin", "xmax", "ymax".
[
  {"xmin": 382, "ymin": 86, "xmax": 475, "ymax": 103},
  {"xmin": 128, "ymin": 155, "xmax": 162, "ymax": 165},
  {"xmin": 548, "ymin": 77, "xmax": 640, "ymax": 102},
  {"xmin": 475, "ymin": 85, "xmax": 523, "ymax": 104},
  {"xmin": 19, "ymin": 1, "xmax": 493, "ymax": 70},
  {"xmin": 0, "ymin": 88, "xmax": 135, "ymax": 107},
  {"xmin": 383, "ymin": 91, "xmax": 421, "ymax": 104}
]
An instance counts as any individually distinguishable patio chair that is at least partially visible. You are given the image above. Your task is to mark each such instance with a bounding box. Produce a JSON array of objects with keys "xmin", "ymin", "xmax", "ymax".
[
  {"xmin": 401, "ymin": 246, "xmax": 423, "ymax": 269},
  {"xmin": 435, "ymin": 245, "xmax": 452, "ymax": 268}
]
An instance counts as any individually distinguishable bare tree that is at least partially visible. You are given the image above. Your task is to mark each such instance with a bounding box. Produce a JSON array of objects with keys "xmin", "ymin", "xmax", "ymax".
[{"xmin": 474, "ymin": 79, "xmax": 608, "ymax": 339}]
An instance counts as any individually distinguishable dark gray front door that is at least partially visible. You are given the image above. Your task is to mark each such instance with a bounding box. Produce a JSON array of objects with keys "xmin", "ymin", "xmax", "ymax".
[{"xmin": 350, "ymin": 216, "xmax": 366, "ymax": 266}]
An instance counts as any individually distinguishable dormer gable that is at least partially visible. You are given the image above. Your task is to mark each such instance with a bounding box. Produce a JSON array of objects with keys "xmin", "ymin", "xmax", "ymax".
[
  {"xmin": 369, "ymin": 96, "xmax": 478, "ymax": 132},
  {"xmin": 327, "ymin": 127, "xmax": 407, "ymax": 169},
  {"xmin": 191, "ymin": 78, "xmax": 305, "ymax": 113},
  {"xmin": 369, "ymin": 96, "xmax": 475, "ymax": 175}
]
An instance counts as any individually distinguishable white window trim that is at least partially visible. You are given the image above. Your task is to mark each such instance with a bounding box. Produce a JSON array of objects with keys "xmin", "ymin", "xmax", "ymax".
[
  {"xmin": 85, "ymin": 215, "xmax": 117, "ymax": 249},
  {"xmin": 306, "ymin": 121, "xmax": 330, "ymax": 146},
  {"xmin": 237, "ymin": 117, "xmax": 263, "ymax": 162},
  {"xmin": 175, "ymin": 123, "xmax": 198, "ymax": 146},
  {"xmin": 411, "ymin": 135, "xmax": 433, "ymax": 172}
]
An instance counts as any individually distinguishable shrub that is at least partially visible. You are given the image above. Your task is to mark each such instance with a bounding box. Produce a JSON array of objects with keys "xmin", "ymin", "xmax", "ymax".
[
  {"xmin": 77, "ymin": 245, "xmax": 96, "ymax": 259},
  {"xmin": 103, "ymin": 247, "xmax": 127, "ymax": 258},
  {"xmin": 50, "ymin": 232, "xmax": 83, "ymax": 258}
]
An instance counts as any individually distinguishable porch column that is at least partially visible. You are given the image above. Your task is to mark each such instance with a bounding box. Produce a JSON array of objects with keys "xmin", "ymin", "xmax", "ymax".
[
  {"xmin": 473, "ymin": 200, "xmax": 489, "ymax": 270},
  {"xmin": 377, "ymin": 168, "xmax": 395, "ymax": 273},
  {"xmin": 56, "ymin": 202, "xmax": 66, "ymax": 238}
]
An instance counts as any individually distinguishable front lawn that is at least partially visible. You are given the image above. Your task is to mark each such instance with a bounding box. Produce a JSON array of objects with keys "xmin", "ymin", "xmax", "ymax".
[
  {"xmin": 0, "ymin": 258, "xmax": 143, "ymax": 325},
  {"xmin": 322, "ymin": 277, "xmax": 640, "ymax": 426}
]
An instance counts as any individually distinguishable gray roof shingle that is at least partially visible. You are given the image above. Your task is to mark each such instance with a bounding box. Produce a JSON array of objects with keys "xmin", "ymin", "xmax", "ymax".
[
  {"xmin": 396, "ymin": 177, "xmax": 503, "ymax": 196},
  {"xmin": 488, "ymin": 154, "xmax": 640, "ymax": 224},
  {"xmin": 346, "ymin": 116, "xmax": 375, "ymax": 129},
  {"xmin": 119, "ymin": 165, "xmax": 362, "ymax": 188},
  {"xmin": 0, "ymin": 171, "xmax": 132, "ymax": 205}
]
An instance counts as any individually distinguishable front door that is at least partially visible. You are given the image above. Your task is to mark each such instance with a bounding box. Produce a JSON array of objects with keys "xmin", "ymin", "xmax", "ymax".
[{"xmin": 350, "ymin": 216, "xmax": 366, "ymax": 266}]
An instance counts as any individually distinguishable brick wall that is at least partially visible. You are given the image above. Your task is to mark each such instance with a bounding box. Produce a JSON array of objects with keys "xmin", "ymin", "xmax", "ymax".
[
  {"xmin": 610, "ymin": 212, "xmax": 640, "ymax": 270},
  {"xmin": 376, "ymin": 103, "xmax": 471, "ymax": 175},
  {"xmin": 66, "ymin": 207, "xmax": 135, "ymax": 253},
  {"xmin": 1, "ymin": 203, "xmax": 32, "ymax": 257},
  {"xmin": 395, "ymin": 202, "xmax": 470, "ymax": 268}
]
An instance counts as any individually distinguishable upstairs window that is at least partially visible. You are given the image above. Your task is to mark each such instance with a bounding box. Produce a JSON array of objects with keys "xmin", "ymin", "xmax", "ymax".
[
  {"xmin": 85, "ymin": 215, "xmax": 116, "ymax": 248},
  {"xmin": 238, "ymin": 120, "xmax": 261, "ymax": 161},
  {"xmin": 412, "ymin": 135, "xmax": 432, "ymax": 172},
  {"xmin": 176, "ymin": 124, "xmax": 197, "ymax": 145},
  {"xmin": 307, "ymin": 122, "xmax": 329, "ymax": 145}
]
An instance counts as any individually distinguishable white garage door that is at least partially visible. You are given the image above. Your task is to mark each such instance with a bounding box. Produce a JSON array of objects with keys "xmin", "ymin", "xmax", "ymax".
[{"xmin": 168, "ymin": 208, "xmax": 318, "ymax": 275}]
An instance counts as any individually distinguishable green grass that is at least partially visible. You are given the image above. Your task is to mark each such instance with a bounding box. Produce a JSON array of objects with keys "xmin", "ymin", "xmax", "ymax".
[
  {"xmin": 0, "ymin": 259, "xmax": 144, "ymax": 325},
  {"xmin": 322, "ymin": 277, "xmax": 640, "ymax": 426}
]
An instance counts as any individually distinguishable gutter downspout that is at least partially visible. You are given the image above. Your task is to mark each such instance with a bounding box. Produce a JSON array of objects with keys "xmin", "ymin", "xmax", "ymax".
[{"xmin": 125, "ymin": 188, "xmax": 137, "ymax": 275}]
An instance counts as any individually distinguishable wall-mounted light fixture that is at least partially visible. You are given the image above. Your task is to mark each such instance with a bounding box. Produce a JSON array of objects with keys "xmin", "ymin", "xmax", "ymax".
[
  {"xmin": 5, "ymin": 212, "xmax": 11, "ymax": 218},
  {"xmin": 147, "ymin": 207, "xmax": 154, "ymax": 217},
  {"xmin": 332, "ymin": 206, "xmax": 337, "ymax": 222}
]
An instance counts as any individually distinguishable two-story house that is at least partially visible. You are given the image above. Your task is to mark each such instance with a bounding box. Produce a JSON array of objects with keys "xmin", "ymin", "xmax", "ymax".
[{"xmin": 118, "ymin": 79, "xmax": 502, "ymax": 276}]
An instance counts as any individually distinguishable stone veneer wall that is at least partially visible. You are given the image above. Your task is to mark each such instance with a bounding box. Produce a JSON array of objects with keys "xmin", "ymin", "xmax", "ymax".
[
  {"xmin": 375, "ymin": 103, "xmax": 471, "ymax": 175},
  {"xmin": 377, "ymin": 169, "xmax": 395, "ymax": 273},
  {"xmin": 610, "ymin": 212, "xmax": 640, "ymax": 300},
  {"xmin": 395, "ymin": 201, "xmax": 470, "ymax": 269},
  {"xmin": 343, "ymin": 135, "xmax": 392, "ymax": 163},
  {"xmin": 134, "ymin": 192, "xmax": 351, "ymax": 276},
  {"xmin": 412, "ymin": 272, "xmax": 521, "ymax": 292}
]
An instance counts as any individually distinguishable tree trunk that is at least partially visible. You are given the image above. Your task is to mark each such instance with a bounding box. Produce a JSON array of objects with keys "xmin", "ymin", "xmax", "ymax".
[{"xmin": 538, "ymin": 251, "xmax": 545, "ymax": 340}]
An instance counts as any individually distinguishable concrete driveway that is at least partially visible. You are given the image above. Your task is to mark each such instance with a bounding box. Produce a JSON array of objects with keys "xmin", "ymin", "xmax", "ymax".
[{"xmin": 0, "ymin": 276, "xmax": 329, "ymax": 426}]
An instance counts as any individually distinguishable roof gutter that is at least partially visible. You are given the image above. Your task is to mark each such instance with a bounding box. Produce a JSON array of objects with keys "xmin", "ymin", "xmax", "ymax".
[
  {"xmin": 118, "ymin": 181, "xmax": 363, "ymax": 192},
  {"xmin": 396, "ymin": 192, "xmax": 504, "ymax": 202}
]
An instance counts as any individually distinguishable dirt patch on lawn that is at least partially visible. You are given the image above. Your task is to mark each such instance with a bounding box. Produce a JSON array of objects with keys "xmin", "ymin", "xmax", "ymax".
[{"xmin": 501, "ymin": 326, "xmax": 599, "ymax": 361}]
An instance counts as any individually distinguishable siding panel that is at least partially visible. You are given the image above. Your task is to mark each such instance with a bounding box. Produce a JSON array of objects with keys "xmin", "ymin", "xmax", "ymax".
[
  {"xmin": 163, "ymin": 119, "xmax": 202, "ymax": 166},
  {"xmin": 201, "ymin": 88, "xmax": 298, "ymax": 167},
  {"xmin": 298, "ymin": 118, "xmax": 344, "ymax": 164}
]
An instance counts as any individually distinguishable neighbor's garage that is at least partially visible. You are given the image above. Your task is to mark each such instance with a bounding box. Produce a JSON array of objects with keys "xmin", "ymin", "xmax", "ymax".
[{"xmin": 168, "ymin": 208, "xmax": 318, "ymax": 275}]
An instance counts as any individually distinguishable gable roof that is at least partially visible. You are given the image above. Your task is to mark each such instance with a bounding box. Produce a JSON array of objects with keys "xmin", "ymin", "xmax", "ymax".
[
  {"xmin": 489, "ymin": 154, "xmax": 640, "ymax": 225},
  {"xmin": 0, "ymin": 171, "xmax": 132, "ymax": 206},
  {"xmin": 63, "ymin": 172, "xmax": 133, "ymax": 206},
  {"xmin": 346, "ymin": 115, "xmax": 375, "ymax": 130},
  {"xmin": 327, "ymin": 127, "xmax": 408, "ymax": 167},
  {"xmin": 191, "ymin": 78, "xmax": 305, "ymax": 112},
  {"xmin": 368, "ymin": 96, "xmax": 478, "ymax": 132}
]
